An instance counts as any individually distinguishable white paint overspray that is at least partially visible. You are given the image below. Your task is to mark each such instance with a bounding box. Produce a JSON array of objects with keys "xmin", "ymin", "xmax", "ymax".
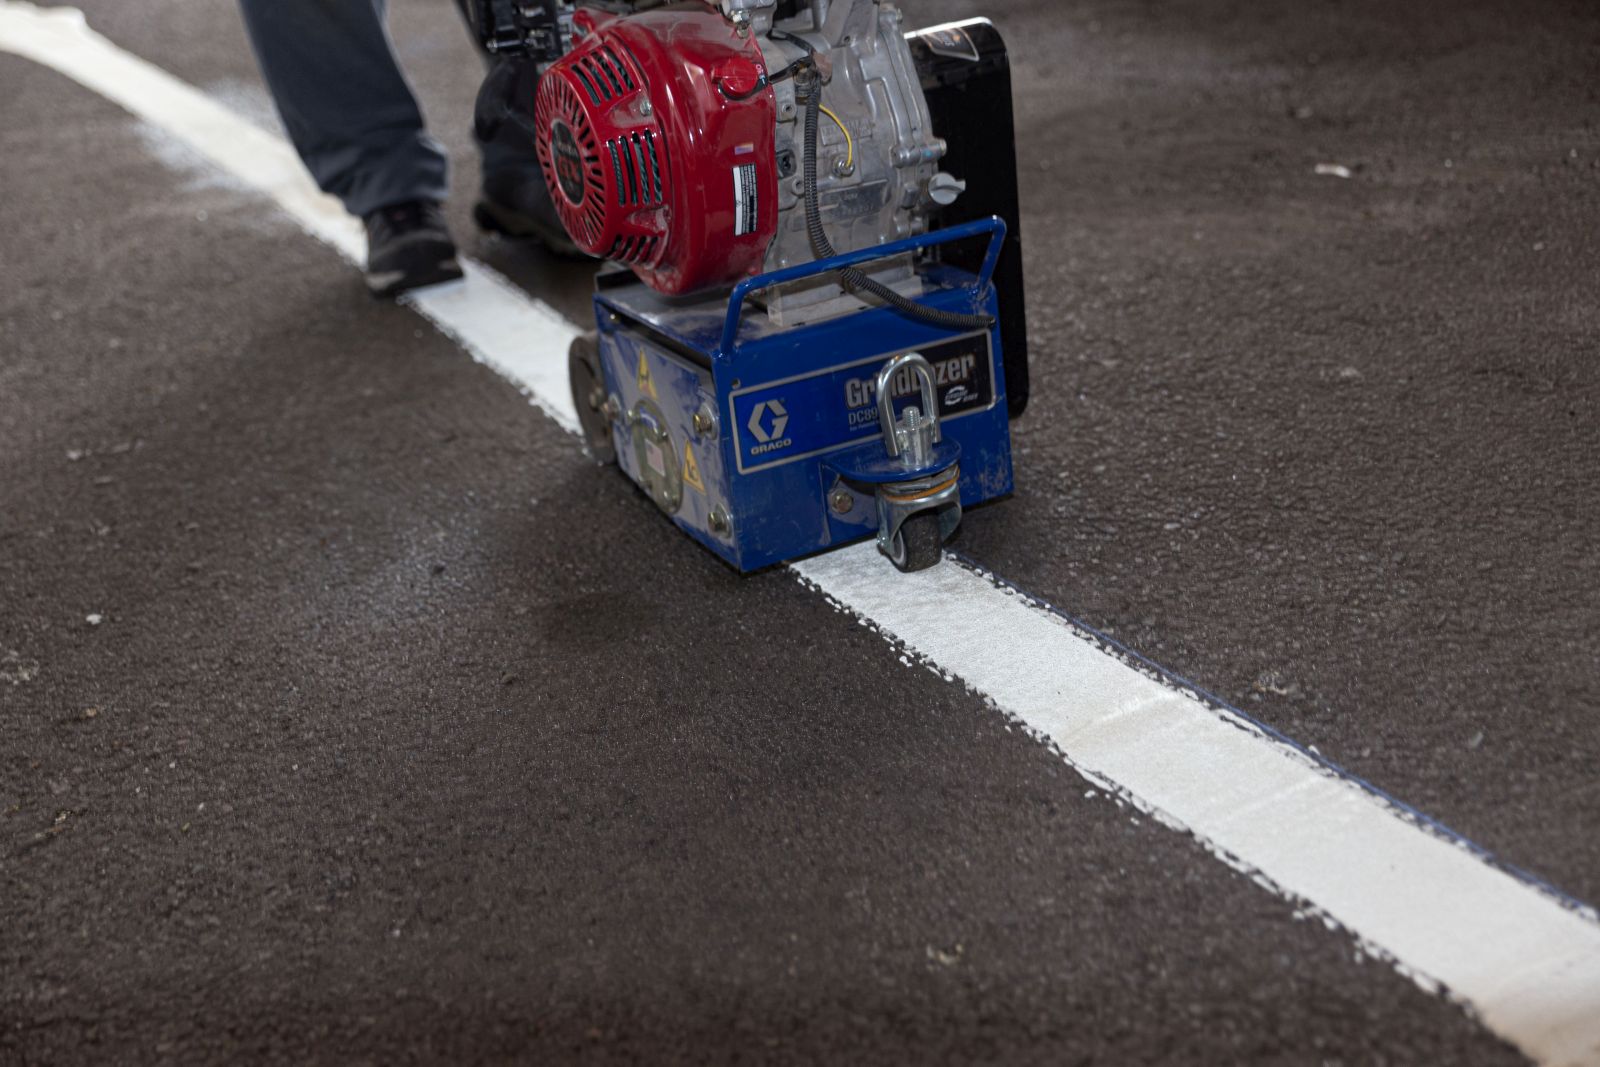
[
  {"xmin": 0, "ymin": 2, "xmax": 580, "ymax": 433},
  {"xmin": 3, "ymin": 4, "xmax": 1598, "ymax": 1062}
]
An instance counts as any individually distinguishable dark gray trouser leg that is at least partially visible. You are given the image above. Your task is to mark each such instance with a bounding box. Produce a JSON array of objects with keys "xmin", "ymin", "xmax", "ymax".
[
  {"xmin": 476, "ymin": 58, "xmax": 543, "ymax": 179},
  {"xmin": 238, "ymin": 0, "xmax": 450, "ymax": 218}
]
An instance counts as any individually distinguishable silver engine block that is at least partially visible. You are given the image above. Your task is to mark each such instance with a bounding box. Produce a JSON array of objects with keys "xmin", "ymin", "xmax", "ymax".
[{"xmin": 731, "ymin": 0, "xmax": 965, "ymax": 322}]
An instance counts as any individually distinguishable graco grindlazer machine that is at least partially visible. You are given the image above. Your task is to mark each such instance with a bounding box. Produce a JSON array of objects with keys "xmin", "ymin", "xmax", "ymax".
[{"xmin": 475, "ymin": 0, "xmax": 1030, "ymax": 571}]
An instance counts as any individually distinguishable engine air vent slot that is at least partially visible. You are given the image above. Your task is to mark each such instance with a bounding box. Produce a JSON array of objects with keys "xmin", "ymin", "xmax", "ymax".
[
  {"xmin": 573, "ymin": 67, "xmax": 600, "ymax": 106},
  {"xmin": 604, "ymin": 47, "xmax": 637, "ymax": 91},
  {"xmin": 605, "ymin": 130, "xmax": 667, "ymax": 207}
]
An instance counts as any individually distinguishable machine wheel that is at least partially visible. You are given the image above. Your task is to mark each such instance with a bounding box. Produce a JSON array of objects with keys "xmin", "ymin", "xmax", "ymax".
[
  {"xmin": 568, "ymin": 331, "xmax": 616, "ymax": 465},
  {"xmin": 888, "ymin": 511, "xmax": 944, "ymax": 573}
]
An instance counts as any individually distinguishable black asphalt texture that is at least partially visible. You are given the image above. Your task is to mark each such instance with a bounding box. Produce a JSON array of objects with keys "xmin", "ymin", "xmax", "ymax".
[{"xmin": 2, "ymin": 0, "xmax": 1595, "ymax": 1062}]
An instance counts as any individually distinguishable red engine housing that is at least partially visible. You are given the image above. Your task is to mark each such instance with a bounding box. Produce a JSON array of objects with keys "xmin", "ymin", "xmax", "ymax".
[{"xmin": 534, "ymin": 6, "xmax": 779, "ymax": 295}]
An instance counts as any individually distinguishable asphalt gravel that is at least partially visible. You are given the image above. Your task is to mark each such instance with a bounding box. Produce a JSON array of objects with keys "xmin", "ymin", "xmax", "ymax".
[{"xmin": 3, "ymin": 0, "xmax": 1596, "ymax": 1062}]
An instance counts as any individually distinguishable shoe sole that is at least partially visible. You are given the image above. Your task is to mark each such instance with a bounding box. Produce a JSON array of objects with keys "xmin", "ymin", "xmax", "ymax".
[{"xmin": 365, "ymin": 256, "xmax": 464, "ymax": 300}]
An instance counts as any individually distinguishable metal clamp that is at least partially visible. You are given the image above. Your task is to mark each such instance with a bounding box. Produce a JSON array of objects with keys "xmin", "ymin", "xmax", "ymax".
[
  {"xmin": 877, "ymin": 352, "xmax": 942, "ymax": 469},
  {"xmin": 872, "ymin": 352, "xmax": 961, "ymax": 566}
]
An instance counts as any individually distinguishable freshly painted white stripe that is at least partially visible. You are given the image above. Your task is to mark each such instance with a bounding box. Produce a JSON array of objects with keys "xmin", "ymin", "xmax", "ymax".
[
  {"xmin": 0, "ymin": 2, "xmax": 579, "ymax": 433},
  {"xmin": 795, "ymin": 547, "xmax": 1600, "ymax": 1066},
  {"xmin": 410, "ymin": 266, "xmax": 580, "ymax": 434},
  {"xmin": 0, "ymin": 4, "xmax": 364, "ymax": 259},
  {"xmin": 4, "ymin": 4, "xmax": 1597, "ymax": 1063}
]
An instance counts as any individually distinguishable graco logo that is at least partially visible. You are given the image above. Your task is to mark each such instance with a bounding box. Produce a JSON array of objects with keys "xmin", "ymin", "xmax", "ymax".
[{"xmin": 747, "ymin": 399, "xmax": 792, "ymax": 455}]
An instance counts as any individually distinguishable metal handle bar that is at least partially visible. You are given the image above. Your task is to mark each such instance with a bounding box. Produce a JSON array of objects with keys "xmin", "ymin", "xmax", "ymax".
[{"xmin": 717, "ymin": 215, "xmax": 1008, "ymax": 359}]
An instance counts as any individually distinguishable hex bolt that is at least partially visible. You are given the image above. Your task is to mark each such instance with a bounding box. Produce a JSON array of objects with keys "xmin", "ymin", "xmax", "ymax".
[
  {"xmin": 829, "ymin": 488, "xmax": 855, "ymax": 515},
  {"xmin": 692, "ymin": 404, "xmax": 717, "ymax": 438},
  {"xmin": 708, "ymin": 507, "xmax": 733, "ymax": 538}
]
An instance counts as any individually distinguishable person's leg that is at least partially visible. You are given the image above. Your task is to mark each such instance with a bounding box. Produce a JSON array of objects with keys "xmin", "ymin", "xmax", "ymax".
[
  {"xmin": 238, "ymin": 0, "xmax": 461, "ymax": 296},
  {"xmin": 468, "ymin": 56, "xmax": 581, "ymax": 255},
  {"xmin": 474, "ymin": 57, "xmax": 541, "ymax": 176},
  {"xmin": 449, "ymin": 2, "xmax": 585, "ymax": 256},
  {"xmin": 238, "ymin": 0, "xmax": 449, "ymax": 218}
]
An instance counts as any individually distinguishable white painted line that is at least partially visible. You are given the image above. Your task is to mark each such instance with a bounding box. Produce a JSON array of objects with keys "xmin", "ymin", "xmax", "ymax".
[
  {"xmin": 796, "ymin": 548, "xmax": 1600, "ymax": 1065},
  {"xmin": 409, "ymin": 265, "xmax": 580, "ymax": 434},
  {"xmin": 0, "ymin": 2, "xmax": 579, "ymax": 433},
  {"xmin": 4, "ymin": 4, "xmax": 1598, "ymax": 1063}
]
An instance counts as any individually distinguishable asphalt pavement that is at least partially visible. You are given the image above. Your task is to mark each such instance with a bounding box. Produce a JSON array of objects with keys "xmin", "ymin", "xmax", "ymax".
[{"xmin": 2, "ymin": 0, "xmax": 1597, "ymax": 1062}]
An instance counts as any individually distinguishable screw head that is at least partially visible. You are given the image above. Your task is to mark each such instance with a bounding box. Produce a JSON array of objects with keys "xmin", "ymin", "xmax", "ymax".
[{"xmin": 708, "ymin": 507, "xmax": 733, "ymax": 538}]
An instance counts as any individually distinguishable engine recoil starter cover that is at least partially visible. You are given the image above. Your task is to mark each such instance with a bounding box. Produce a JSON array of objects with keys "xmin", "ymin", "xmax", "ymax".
[{"xmin": 534, "ymin": 7, "xmax": 779, "ymax": 295}]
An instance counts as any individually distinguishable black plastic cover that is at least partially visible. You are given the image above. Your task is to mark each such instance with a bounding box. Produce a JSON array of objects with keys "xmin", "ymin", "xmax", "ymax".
[{"xmin": 908, "ymin": 20, "xmax": 1031, "ymax": 419}]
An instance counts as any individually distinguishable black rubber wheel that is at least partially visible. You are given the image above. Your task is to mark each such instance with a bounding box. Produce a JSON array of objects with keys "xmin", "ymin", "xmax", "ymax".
[
  {"xmin": 888, "ymin": 511, "xmax": 944, "ymax": 573},
  {"xmin": 568, "ymin": 331, "xmax": 616, "ymax": 465}
]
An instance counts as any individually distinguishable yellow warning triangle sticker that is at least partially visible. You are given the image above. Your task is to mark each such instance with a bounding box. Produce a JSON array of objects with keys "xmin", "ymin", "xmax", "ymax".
[
  {"xmin": 682, "ymin": 440, "xmax": 706, "ymax": 494},
  {"xmin": 636, "ymin": 350, "xmax": 658, "ymax": 401}
]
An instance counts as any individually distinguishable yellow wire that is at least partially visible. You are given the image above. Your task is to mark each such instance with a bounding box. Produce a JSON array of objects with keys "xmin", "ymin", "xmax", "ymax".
[{"xmin": 817, "ymin": 103, "xmax": 854, "ymax": 171}]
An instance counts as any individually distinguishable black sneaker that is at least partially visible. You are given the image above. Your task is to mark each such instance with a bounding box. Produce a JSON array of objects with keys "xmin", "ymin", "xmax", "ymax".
[
  {"xmin": 474, "ymin": 168, "xmax": 590, "ymax": 259},
  {"xmin": 363, "ymin": 200, "xmax": 464, "ymax": 299}
]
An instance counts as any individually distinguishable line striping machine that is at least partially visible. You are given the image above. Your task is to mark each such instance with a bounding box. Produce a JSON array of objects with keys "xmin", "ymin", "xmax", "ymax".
[{"xmin": 474, "ymin": 0, "xmax": 1030, "ymax": 572}]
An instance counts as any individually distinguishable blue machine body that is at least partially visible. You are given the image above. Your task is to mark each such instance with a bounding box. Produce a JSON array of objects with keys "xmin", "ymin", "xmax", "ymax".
[{"xmin": 588, "ymin": 218, "xmax": 1015, "ymax": 572}]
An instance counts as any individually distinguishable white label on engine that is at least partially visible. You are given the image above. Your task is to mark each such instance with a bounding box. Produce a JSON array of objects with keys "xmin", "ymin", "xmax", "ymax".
[{"xmin": 732, "ymin": 163, "xmax": 758, "ymax": 236}]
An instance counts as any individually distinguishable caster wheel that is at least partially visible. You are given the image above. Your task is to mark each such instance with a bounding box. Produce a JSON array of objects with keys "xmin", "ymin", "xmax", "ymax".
[
  {"xmin": 887, "ymin": 511, "xmax": 944, "ymax": 573},
  {"xmin": 568, "ymin": 331, "xmax": 616, "ymax": 465}
]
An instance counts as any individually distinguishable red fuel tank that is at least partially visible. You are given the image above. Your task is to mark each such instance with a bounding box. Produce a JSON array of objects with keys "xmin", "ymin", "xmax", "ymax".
[{"xmin": 534, "ymin": 6, "xmax": 780, "ymax": 295}]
